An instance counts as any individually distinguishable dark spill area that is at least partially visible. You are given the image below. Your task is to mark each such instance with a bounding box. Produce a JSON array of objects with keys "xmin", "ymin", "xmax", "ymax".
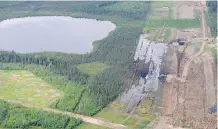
[{"xmin": 121, "ymin": 34, "xmax": 168, "ymax": 112}]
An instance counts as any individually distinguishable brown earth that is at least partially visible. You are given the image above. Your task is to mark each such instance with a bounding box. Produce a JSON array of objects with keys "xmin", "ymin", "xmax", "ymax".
[
  {"xmin": 4, "ymin": 100, "xmax": 126, "ymax": 129},
  {"xmin": 154, "ymin": 1, "xmax": 217, "ymax": 129}
]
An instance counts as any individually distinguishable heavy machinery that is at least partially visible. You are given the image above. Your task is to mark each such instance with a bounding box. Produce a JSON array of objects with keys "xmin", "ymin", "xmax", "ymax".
[
  {"xmin": 208, "ymin": 105, "xmax": 217, "ymax": 114},
  {"xmin": 168, "ymin": 38, "xmax": 185, "ymax": 45}
]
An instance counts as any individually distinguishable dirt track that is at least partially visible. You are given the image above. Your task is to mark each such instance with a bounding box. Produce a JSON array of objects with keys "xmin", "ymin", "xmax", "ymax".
[
  {"xmin": 155, "ymin": 1, "xmax": 217, "ymax": 129},
  {"xmin": 43, "ymin": 108, "xmax": 126, "ymax": 129},
  {"xmin": 4, "ymin": 100, "xmax": 126, "ymax": 129},
  {"xmin": 181, "ymin": 8, "xmax": 207, "ymax": 80},
  {"xmin": 203, "ymin": 53, "xmax": 216, "ymax": 110}
]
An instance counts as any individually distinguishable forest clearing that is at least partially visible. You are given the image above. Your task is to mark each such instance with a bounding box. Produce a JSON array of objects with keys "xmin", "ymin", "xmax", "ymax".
[
  {"xmin": 0, "ymin": 70, "xmax": 62, "ymax": 107},
  {"xmin": 0, "ymin": 1, "xmax": 217, "ymax": 129}
]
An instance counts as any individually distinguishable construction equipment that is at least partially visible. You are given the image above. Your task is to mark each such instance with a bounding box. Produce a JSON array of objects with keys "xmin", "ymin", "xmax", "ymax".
[
  {"xmin": 168, "ymin": 38, "xmax": 185, "ymax": 46},
  {"xmin": 208, "ymin": 105, "xmax": 217, "ymax": 114}
]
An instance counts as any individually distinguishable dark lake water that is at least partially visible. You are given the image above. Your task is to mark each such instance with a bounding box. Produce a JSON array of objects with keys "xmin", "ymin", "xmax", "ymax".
[{"xmin": 0, "ymin": 16, "xmax": 116, "ymax": 54}]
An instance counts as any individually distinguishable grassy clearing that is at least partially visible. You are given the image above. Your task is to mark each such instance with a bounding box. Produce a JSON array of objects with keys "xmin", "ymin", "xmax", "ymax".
[
  {"xmin": 143, "ymin": 18, "xmax": 201, "ymax": 30},
  {"xmin": 144, "ymin": 28, "xmax": 171, "ymax": 43},
  {"xmin": 93, "ymin": 106, "xmax": 153, "ymax": 129},
  {"xmin": 95, "ymin": 108, "xmax": 129, "ymax": 124},
  {"xmin": 144, "ymin": 1, "xmax": 201, "ymax": 43},
  {"xmin": 77, "ymin": 62, "xmax": 108, "ymax": 76},
  {"xmin": 94, "ymin": 108, "xmax": 138, "ymax": 129},
  {"xmin": 0, "ymin": 70, "xmax": 62, "ymax": 107},
  {"xmin": 151, "ymin": 1, "xmax": 173, "ymax": 9},
  {"xmin": 150, "ymin": 1, "xmax": 174, "ymax": 19},
  {"xmin": 75, "ymin": 99, "xmax": 154, "ymax": 129},
  {"xmin": 135, "ymin": 99, "xmax": 154, "ymax": 122},
  {"xmin": 143, "ymin": 1, "xmax": 174, "ymax": 43},
  {"xmin": 76, "ymin": 99, "xmax": 143, "ymax": 129},
  {"xmin": 135, "ymin": 119, "xmax": 150, "ymax": 129},
  {"xmin": 136, "ymin": 99, "xmax": 152, "ymax": 114},
  {"xmin": 75, "ymin": 123, "xmax": 109, "ymax": 129}
]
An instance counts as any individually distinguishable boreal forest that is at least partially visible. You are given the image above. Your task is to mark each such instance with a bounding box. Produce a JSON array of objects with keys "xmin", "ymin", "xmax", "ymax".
[{"xmin": 0, "ymin": 1, "xmax": 150, "ymax": 128}]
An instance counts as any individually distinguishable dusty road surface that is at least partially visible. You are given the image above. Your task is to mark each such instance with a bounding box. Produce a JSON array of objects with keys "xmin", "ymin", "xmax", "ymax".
[
  {"xmin": 4, "ymin": 100, "xmax": 126, "ymax": 129},
  {"xmin": 43, "ymin": 108, "xmax": 126, "ymax": 129},
  {"xmin": 181, "ymin": 7, "xmax": 207, "ymax": 80},
  {"xmin": 154, "ymin": 117, "xmax": 190, "ymax": 129},
  {"xmin": 173, "ymin": 1, "xmax": 195, "ymax": 19},
  {"xmin": 155, "ymin": 0, "xmax": 217, "ymax": 129},
  {"xmin": 203, "ymin": 53, "xmax": 216, "ymax": 109}
]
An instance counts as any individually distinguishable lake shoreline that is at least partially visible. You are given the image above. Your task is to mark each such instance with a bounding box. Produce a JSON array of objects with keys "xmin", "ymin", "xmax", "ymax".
[{"xmin": 0, "ymin": 16, "xmax": 116, "ymax": 54}]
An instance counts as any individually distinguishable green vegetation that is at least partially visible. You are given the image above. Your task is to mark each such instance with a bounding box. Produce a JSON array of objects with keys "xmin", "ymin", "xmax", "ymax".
[
  {"xmin": 0, "ymin": 1, "xmax": 150, "ymax": 24},
  {"xmin": 136, "ymin": 99, "xmax": 152, "ymax": 114},
  {"xmin": 76, "ymin": 99, "xmax": 154, "ymax": 129},
  {"xmin": 143, "ymin": 1, "xmax": 174, "ymax": 43},
  {"xmin": 77, "ymin": 62, "xmax": 107, "ymax": 76},
  {"xmin": 0, "ymin": 100, "xmax": 82, "ymax": 129},
  {"xmin": 0, "ymin": 70, "xmax": 62, "ymax": 107},
  {"xmin": 0, "ymin": 1, "xmax": 152, "ymax": 128},
  {"xmin": 76, "ymin": 123, "xmax": 109, "ymax": 129},
  {"xmin": 136, "ymin": 120, "xmax": 150, "ymax": 129},
  {"xmin": 144, "ymin": 18, "xmax": 201, "ymax": 29},
  {"xmin": 193, "ymin": 9, "xmax": 200, "ymax": 19},
  {"xmin": 151, "ymin": 1, "xmax": 173, "ymax": 9},
  {"xmin": 143, "ymin": 1, "xmax": 202, "ymax": 43},
  {"xmin": 0, "ymin": 1, "xmax": 150, "ymax": 116},
  {"xmin": 92, "ymin": 106, "xmax": 152, "ymax": 129},
  {"xmin": 96, "ymin": 108, "xmax": 129, "ymax": 123},
  {"xmin": 95, "ymin": 108, "xmax": 139, "ymax": 129},
  {"xmin": 0, "ymin": 63, "xmax": 97, "ymax": 115},
  {"xmin": 150, "ymin": 1, "xmax": 173, "ymax": 19},
  {"xmin": 206, "ymin": 1, "xmax": 217, "ymax": 37},
  {"xmin": 211, "ymin": 48, "xmax": 217, "ymax": 65}
]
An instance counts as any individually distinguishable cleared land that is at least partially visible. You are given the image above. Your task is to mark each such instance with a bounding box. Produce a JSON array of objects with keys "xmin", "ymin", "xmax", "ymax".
[
  {"xmin": 95, "ymin": 100, "xmax": 152, "ymax": 129},
  {"xmin": 143, "ymin": 1, "xmax": 201, "ymax": 43},
  {"xmin": 155, "ymin": 1, "xmax": 217, "ymax": 129},
  {"xmin": 0, "ymin": 68, "xmax": 127, "ymax": 129},
  {"xmin": 0, "ymin": 70, "xmax": 62, "ymax": 107},
  {"xmin": 77, "ymin": 62, "xmax": 108, "ymax": 76},
  {"xmin": 77, "ymin": 99, "xmax": 153, "ymax": 129}
]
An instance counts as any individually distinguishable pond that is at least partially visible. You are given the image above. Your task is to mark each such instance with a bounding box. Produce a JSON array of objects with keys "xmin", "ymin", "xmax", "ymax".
[{"xmin": 0, "ymin": 16, "xmax": 116, "ymax": 54}]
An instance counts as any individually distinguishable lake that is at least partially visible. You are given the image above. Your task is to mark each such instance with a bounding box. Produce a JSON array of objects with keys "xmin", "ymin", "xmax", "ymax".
[{"xmin": 0, "ymin": 16, "xmax": 116, "ymax": 54}]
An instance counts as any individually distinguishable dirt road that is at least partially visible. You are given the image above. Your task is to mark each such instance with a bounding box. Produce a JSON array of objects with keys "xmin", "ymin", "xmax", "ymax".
[
  {"xmin": 181, "ymin": 7, "xmax": 207, "ymax": 80},
  {"xmin": 154, "ymin": 117, "xmax": 189, "ymax": 129},
  {"xmin": 43, "ymin": 108, "xmax": 126, "ymax": 129},
  {"xmin": 203, "ymin": 53, "xmax": 216, "ymax": 108},
  {"xmin": 4, "ymin": 100, "xmax": 126, "ymax": 129},
  {"xmin": 154, "ymin": 0, "xmax": 217, "ymax": 128}
]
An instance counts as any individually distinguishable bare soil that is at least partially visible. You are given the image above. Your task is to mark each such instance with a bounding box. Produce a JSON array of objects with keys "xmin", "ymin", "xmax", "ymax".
[
  {"xmin": 203, "ymin": 53, "xmax": 216, "ymax": 109},
  {"xmin": 173, "ymin": 1, "xmax": 195, "ymax": 19},
  {"xmin": 155, "ymin": 1, "xmax": 217, "ymax": 129}
]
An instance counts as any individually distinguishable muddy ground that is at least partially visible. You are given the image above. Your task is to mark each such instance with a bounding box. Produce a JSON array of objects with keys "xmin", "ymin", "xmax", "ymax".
[{"xmin": 154, "ymin": 1, "xmax": 217, "ymax": 129}]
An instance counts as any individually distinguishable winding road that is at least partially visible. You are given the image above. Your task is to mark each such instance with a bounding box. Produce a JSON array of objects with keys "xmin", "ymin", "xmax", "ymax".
[{"xmin": 4, "ymin": 100, "xmax": 126, "ymax": 129}]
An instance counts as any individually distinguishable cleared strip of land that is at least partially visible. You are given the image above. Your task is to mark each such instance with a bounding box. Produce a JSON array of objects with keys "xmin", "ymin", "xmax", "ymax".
[{"xmin": 4, "ymin": 99, "xmax": 126, "ymax": 129}]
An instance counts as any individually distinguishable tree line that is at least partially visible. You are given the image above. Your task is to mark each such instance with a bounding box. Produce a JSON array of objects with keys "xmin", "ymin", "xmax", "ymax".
[
  {"xmin": 0, "ymin": 100, "xmax": 82, "ymax": 129},
  {"xmin": 0, "ymin": 20, "xmax": 145, "ymax": 113},
  {"xmin": 0, "ymin": 1, "xmax": 151, "ymax": 128}
]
